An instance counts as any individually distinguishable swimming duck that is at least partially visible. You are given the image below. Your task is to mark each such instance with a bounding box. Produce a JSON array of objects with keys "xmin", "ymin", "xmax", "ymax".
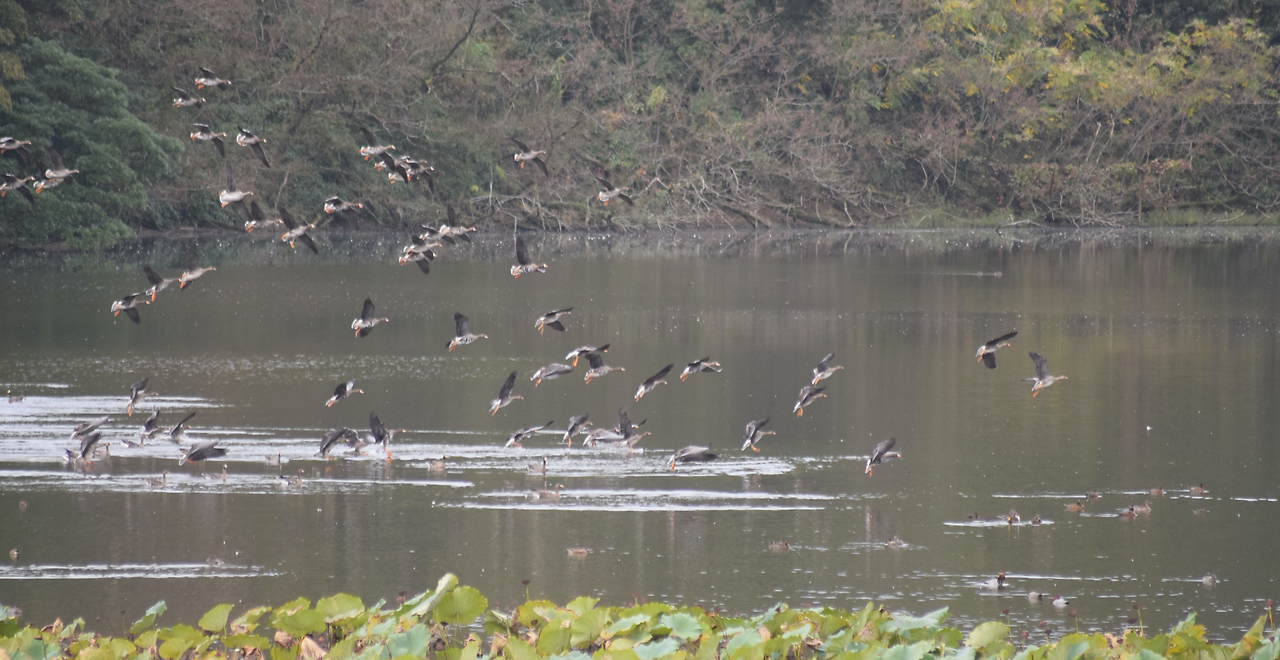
[
  {"xmin": 127, "ymin": 378, "xmax": 152, "ymax": 415},
  {"xmin": 325, "ymin": 380, "xmax": 363, "ymax": 407},
  {"xmin": 530, "ymin": 484, "xmax": 564, "ymax": 501},
  {"xmin": 740, "ymin": 417, "xmax": 775, "ymax": 452},
  {"xmin": 1052, "ymin": 596, "xmax": 1070, "ymax": 608},
  {"xmin": 358, "ymin": 126, "xmax": 395, "ymax": 160},
  {"xmin": 218, "ymin": 164, "xmax": 253, "ymax": 216},
  {"xmin": 1190, "ymin": 484, "xmax": 1206, "ymax": 496},
  {"xmin": 885, "ymin": 536, "xmax": 905, "ymax": 548},
  {"xmin": 111, "ymin": 293, "xmax": 149, "ymax": 324},
  {"xmin": 1, "ymin": 174, "xmax": 35, "ymax": 205},
  {"xmin": 280, "ymin": 469, "xmax": 305, "ymax": 487},
  {"xmin": 428, "ymin": 456, "xmax": 448, "ymax": 474},
  {"xmin": 166, "ymin": 412, "xmax": 198, "ymax": 442},
  {"xmin": 352, "ymin": 298, "xmax": 389, "ymax": 338},
  {"xmin": 1025, "ymin": 352, "xmax": 1067, "ymax": 397},
  {"xmin": 1118, "ymin": 506, "xmax": 1137, "ymax": 519},
  {"xmin": 489, "ymin": 371, "xmax": 522, "ymax": 416},
  {"xmin": 583, "ymin": 352, "xmax": 624, "ymax": 384},
  {"xmin": 1, "ymin": 137, "xmax": 32, "ymax": 166},
  {"xmin": 792, "ymin": 385, "xmax": 826, "ymax": 416},
  {"xmin": 504, "ymin": 421, "xmax": 554, "ymax": 448},
  {"xmin": 976, "ymin": 331, "xmax": 1018, "ymax": 369},
  {"xmin": 768, "ymin": 541, "xmax": 790, "ymax": 552},
  {"xmin": 1005, "ymin": 509, "xmax": 1021, "ymax": 524},
  {"xmin": 511, "ymin": 236, "xmax": 548, "ymax": 278},
  {"xmin": 1031, "ymin": 514, "xmax": 1042, "ymax": 524},
  {"xmin": 1201, "ymin": 574, "xmax": 1217, "ymax": 586},
  {"xmin": 1027, "ymin": 591, "xmax": 1045, "ymax": 602},
  {"xmin": 680, "ymin": 358, "xmax": 722, "ymax": 381},
  {"xmin": 279, "ymin": 207, "xmax": 318, "ymax": 254},
  {"xmin": 565, "ymin": 344, "xmax": 609, "ymax": 367},
  {"xmin": 593, "ymin": 172, "xmax": 633, "ymax": 206},
  {"xmin": 668, "ymin": 445, "xmax": 716, "ymax": 470},
  {"xmin": 1150, "ymin": 487, "xmax": 1164, "ymax": 496},
  {"xmin": 190, "ymin": 124, "xmax": 226, "ymax": 157},
  {"xmin": 1133, "ymin": 500, "xmax": 1152, "ymax": 513},
  {"xmin": 531, "ymin": 363, "xmax": 574, "ymax": 386},
  {"xmin": 536, "ymin": 308, "xmax": 572, "ymax": 334},
  {"xmin": 316, "ymin": 427, "xmax": 358, "ymax": 459},
  {"xmin": 6, "ymin": 389, "xmax": 23, "ymax": 403},
  {"xmin": 180, "ymin": 439, "xmax": 227, "ymax": 464},
  {"xmin": 144, "ymin": 471, "xmax": 168, "ymax": 488},
  {"xmin": 194, "ymin": 67, "xmax": 232, "ymax": 90},
  {"xmin": 235, "ymin": 127, "xmax": 271, "ymax": 168},
  {"xmin": 178, "ymin": 266, "xmax": 216, "ymax": 290},
  {"xmin": 563, "ymin": 415, "xmax": 589, "ymax": 446},
  {"xmin": 1064, "ymin": 501, "xmax": 1085, "ymax": 512},
  {"xmin": 510, "ymin": 138, "xmax": 549, "ymax": 176},
  {"xmin": 141, "ymin": 265, "xmax": 179, "ymax": 300},
  {"xmin": 635, "ymin": 364, "xmax": 674, "ymax": 401},
  {"xmin": 448, "ymin": 312, "xmax": 488, "ymax": 350},
  {"xmin": 812, "ymin": 353, "xmax": 843, "ymax": 385},
  {"xmin": 171, "ymin": 87, "xmax": 206, "ymax": 108},
  {"xmin": 865, "ymin": 437, "xmax": 901, "ymax": 475},
  {"xmin": 982, "ymin": 573, "xmax": 1007, "ymax": 590}
]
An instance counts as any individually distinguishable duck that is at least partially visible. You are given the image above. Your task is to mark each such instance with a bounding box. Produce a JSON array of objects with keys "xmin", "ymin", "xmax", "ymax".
[
  {"xmin": 194, "ymin": 67, "xmax": 232, "ymax": 90},
  {"xmin": 1, "ymin": 174, "xmax": 35, "ymax": 205},
  {"xmin": 324, "ymin": 196, "xmax": 364, "ymax": 215},
  {"xmin": 316, "ymin": 427, "xmax": 358, "ymax": 459},
  {"xmin": 511, "ymin": 236, "xmax": 548, "ymax": 278},
  {"xmin": 510, "ymin": 138, "xmax": 549, "ymax": 175},
  {"xmin": 41, "ymin": 147, "xmax": 79, "ymax": 186},
  {"xmin": 530, "ymin": 484, "xmax": 564, "ymax": 501},
  {"xmin": 680, "ymin": 358, "xmax": 722, "ymax": 381},
  {"xmin": 279, "ymin": 469, "xmax": 304, "ymax": 487},
  {"xmin": 865, "ymin": 438, "xmax": 902, "ymax": 475},
  {"xmin": 981, "ymin": 573, "xmax": 1007, "ymax": 590},
  {"xmin": 1118, "ymin": 506, "xmax": 1137, "ymax": 520},
  {"xmin": 740, "ymin": 417, "xmax": 776, "ymax": 452},
  {"xmin": 427, "ymin": 456, "xmax": 448, "ymax": 474},
  {"xmin": 1005, "ymin": 509, "xmax": 1021, "ymax": 524},
  {"xmin": 110, "ymin": 293, "xmax": 149, "ymax": 324},
  {"xmin": 527, "ymin": 457, "xmax": 547, "ymax": 475},
  {"xmin": 1133, "ymin": 500, "xmax": 1152, "ymax": 513},
  {"xmin": 144, "ymin": 471, "xmax": 168, "ymax": 488},
  {"xmin": 562, "ymin": 415, "xmax": 589, "ymax": 446},
  {"xmin": 1027, "ymin": 591, "xmax": 1045, "ymax": 602},
  {"xmin": 1086, "ymin": 491, "xmax": 1101, "ymax": 499},
  {"xmin": 8, "ymin": 389, "xmax": 25, "ymax": 403},
  {"xmin": 504, "ymin": 421, "xmax": 554, "ymax": 448},
  {"xmin": 489, "ymin": 371, "xmax": 522, "ymax": 416},
  {"xmin": 812, "ymin": 353, "xmax": 843, "ymax": 385},
  {"xmin": 768, "ymin": 541, "xmax": 790, "ymax": 552},
  {"xmin": 127, "ymin": 378, "xmax": 153, "ymax": 415},
  {"xmin": 1031, "ymin": 514, "xmax": 1042, "ymax": 524},
  {"xmin": 141, "ymin": 265, "xmax": 179, "ymax": 300},
  {"xmin": 583, "ymin": 352, "xmax": 625, "ymax": 384},
  {"xmin": 1201, "ymin": 574, "xmax": 1218, "ymax": 586},
  {"xmin": 593, "ymin": 171, "xmax": 633, "ymax": 206},
  {"xmin": 792, "ymin": 385, "xmax": 826, "ymax": 416},
  {"xmin": 171, "ymin": 87, "xmax": 206, "ymax": 108},
  {"xmin": 1064, "ymin": 501, "xmax": 1085, "ymax": 512},
  {"xmin": 1150, "ymin": 487, "xmax": 1164, "ymax": 496},
  {"xmin": 351, "ymin": 298, "xmax": 389, "ymax": 338},
  {"xmin": 447, "ymin": 312, "xmax": 488, "ymax": 350},
  {"xmin": 189, "ymin": 124, "xmax": 227, "ymax": 157},
  {"xmin": 178, "ymin": 266, "xmax": 216, "ymax": 290},
  {"xmin": 1052, "ymin": 596, "xmax": 1070, "ymax": 608},
  {"xmin": 565, "ymin": 344, "xmax": 609, "ymax": 367},
  {"xmin": 358, "ymin": 126, "xmax": 395, "ymax": 160},
  {"xmin": 218, "ymin": 164, "xmax": 253, "ymax": 216},
  {"xmin": 325, "ymin": 380, "xmax": 363, "ymax": 407},
  {"xmin": 1024, "ymin": 352, "xmax": 1068, "ymax": 397},
  {"xmin": 566, "ymin": 547, "xmax": 589, "ymax": 557},
  {"xmin": 367, "ymin": 412, "xmax": 400, "ymax": 459},
  {"xmin": 668, "ymin": 445, "xmax": 716, "ymax": 470},
  {"xmin": 1190, "ymin": 484, "xmax": 1206, "ymax": 496},
  {"xmin": 165, "ymin": 412, "xmax": 197, "ymax": 442},
  {"xmin": 0, "ymin": 137, "xmax": 32, "ymax": 166},
  {"xmin": 885, "ymin": 536, "xmax": 905, "ymax": 548},
  {"xmin": 535, "ymin": 308, "xmax": 572, "ymax": 334},
  {"xmin": 531, "ymin": 363, "xmax": 574, "ymax": 386},
  {"xmin": 976, "ymin": 331, "xmax": 1018, "ymax": 369},
  {"xmin": 180, "ymin": 440, "xmax": 228, "ymax": 465},
  {"xmin": 278, "ymin": 207, "xmax": 318, "ymax": 254},
  {"xmin": 634, "ymin": 364, "xmax": 674, "ymax": 401},
  {"xmin": 235, "ymin": 127, "xmax": 271, "ymax": 167}
]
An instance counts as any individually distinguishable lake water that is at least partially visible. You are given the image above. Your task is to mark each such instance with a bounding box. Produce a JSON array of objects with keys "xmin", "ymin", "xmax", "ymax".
[{"xmin": 0, "ymin": 229, "xmax": 1277, "ymax": 639}]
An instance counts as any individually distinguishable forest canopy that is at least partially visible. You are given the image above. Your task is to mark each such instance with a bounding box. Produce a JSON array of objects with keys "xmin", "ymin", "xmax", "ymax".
[{"xmin": 2, "ymin": 0, "xmax": 1279, "ymax": 246}]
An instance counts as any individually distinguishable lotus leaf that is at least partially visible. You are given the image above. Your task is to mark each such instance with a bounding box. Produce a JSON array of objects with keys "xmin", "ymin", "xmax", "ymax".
[
  {"xmin": 504, "ymin": 638, "xmax": 541, "ymax": 660},
  {"xmin": 725, "ymin": 628, "xmax": 764, "ymax": 660},
  {"xmin": 593, "ymin": 649, "xmax": 641, "ymax": 660},
  {"xmin": 881, "ymin": 641, "xmax": 932, "ymax": 660},
  {"xmin": 272, "ymin": 645, "xmax": 299, "ymax": 660},
  {"xmin": 327, "ymin": 635, "xmax": 358, "ymax": 660},
  {"xmin": 692, "ymin": 633, "xmax": 721, "ymax": 660},
  {"xmin": 517, "ymin": 601, "xmax": 558, "ymax": 628},
  {"xmin": 223, "ymin": 634, "xmax": 271, "ymax": 651},
  {"xmin": 537, "ymin": 615, "xmax": 574, "ymax": 656},
  {"xmin": 880, "ymin": 609, "xmax": 948, "ymax": 636},
  {"xmin": 605, "ymin": 614, "xmax": 651, "ymax": 639},
  {"xmin": 567, "ymin": 598, "xmax": 600, "ymax": 616},
  {"xmin": 655, "ymin": 614, "xmax": 703, "ymax": 641},
  {"xmin": 571, "ymin": 609, "xmax": 612, "ymax": 647},
  {"xmin": 232, "ymin": 607, "xmax": 271, "ymax": 635},
  {"xmin": 947, "ymin": 647, "xmax": 977, "ymax": 660},
  {"xmin": 275, "ymin": 598, "xmax": 311, "ymax": 617},
  {"xmin": 632, "ymin": 638, "xmax": 680, "ymax": 660},
  {"xmin": 134, "ymin": 631, "xmax": 158, "ymax": 648},
  {"xmin": 967, "ymin": 622, "xmax": 1009, "ymax": 650},
  {"xmin": 1253, "ymin": 641, "xmax": 1280, "ymax": 660},
  {"xmin": 274, "ymin": 610, "xmax": 327, "ymax": 638},
  {"xmin": 551, "ymin": 652, "xmax": 594, "ymax": 660},
  {"xmin": 198, "ymin": 604, "xmax": 234, "ymax": 634},
  {"xmin": 129, "ymin": 602, "xmax": 167, "ymax": 635},
  {"xmin": 157, "ymin": 638, "xmax": 191, "ymax": 660},
  {"xmin": 317, "ymin": 594, "xmax": 365, "ymax": 623},
  {"xmin": 387, "ymin": 624, "xmax": 432, "ymax": 658},
  {"xmin": 435, "ymin": 587, "xmax": 488, "ymax": 625}
]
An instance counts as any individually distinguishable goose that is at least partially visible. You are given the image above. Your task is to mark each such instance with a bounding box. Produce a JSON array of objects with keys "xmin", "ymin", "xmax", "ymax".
[
  {"xmin": 565, "ymin": 344, "xmax": 609, "ymax": 368},
  {"xmin": 218, "ymin": 164, "xmax": 252, "ymax": 217},
  {"xmin": 189, "ymin": 124, "xmax": 226, "ymax": 157},
  {"xmin": 351, "ymin": 298, "xmax": 389, "ymax": 338},
  {"xmin": 41, "ymin": 147, "xmax": 79, "ymax": 186},
  {"xmin": 504, "ymin": 421, "xmax": 554, "ymax": 448},
  {"xmin": 535, "ymin": 308, "xmax": 572, "ymax": 334},
  {"xmin": 379, "ymin": 152, "xmax": 413, "ymax": 184},
  {"xmin": 324, "ymin": 196, "xmax": 364, "ymax": 215},
  {"xmin": 110, "ymin": 293, "xmax": 149, "ymax": 324},
  {"xmin": 325, "ymin": 380, "xmax": 363, "ymax": 407},
  {"xmin": 1025, "ymin": 352, "xmax": 1067, "ymax": 397},
  {"xmin": 634, "ymin": 364, "xmax": 673, "ymax": 401},
  {"xmin": 71, "ymin": 416, "xmax": 109, "ymax": 440},
  {"xmin": 178, "ymin": 266, "xmax": 216, "ymax": 290},
  {"xmin": 740, "ymin": 417, "xmax": 775, "ymax": 452},
  {"xmin": 510, "ymin": 138, "xmax": 548, "ymax": 176},
  {"xmin": 235, "ymin": 127, "xmax": 271, "ymax": 168},
  {"xmin": 0, "ymin": 137, "xmax": 32, "ymax": 166},
  {"xmin": 489, "ymin": 371, "xmax": 522, "ymax": 416},
  {"xmin": 194, "ymin": 67, "xmax": 232, "ymax": 90},
  {"xmin": 438, "ymin": 205, "xmax": 474, "ymax": 242},
  {"xmin": 447, "ymin": 313, "xmax": 488, "ymax": 350},
  {"xmin": 367, "ymin": 412, "xmax": 401, "ymax": 459},
  {"xmin": 127, "ymin": 378, "xmax": 153, "ymax": 415},
  {"xmin": 358, "ymin": 126, "xmax": 395, "ymax": 160},
  {"xmin": 399, "ymin": 247, "xmax": 434, "ymax": 275},
  {"xmin": 171, "ymin": 87, "xmax": 206, "ymax": 108},
  {"xmin": 242, "ymin": 200, "xmax": 281, "ymax": 233},
  {"xmin": 180, "ymin": 439, "xmax": 227, "ymax": 464},
  {"xmin": 531, "ymin": 363, "xmax": 574, "ymax": 386},
  {"xmin": 140, "ymin": 410, "xmax": 164, "ymax": 442},
  {"xmin": 583, "ymin": 352, "xmax": 624, "ymax": 384},
  {"xmin": 278, "ymin": 207, "xmax": 318, "ymax": 254},
  {"xmin": 865, "ymin": 437, "xmax": 902, "ymax": 475},
  {"xmin": 166, "ymin": 412, "xmax": 198, "ymax": 442},
  {"xmin": 680, "ymin": 357, "xmax": 722, "ymax": 381},
  {"xmin": 530, "ymin": 484, "xmax": 564, "ymax": 501},
  {"xmin": 792, "ymin": 385, "xmax": 826, "ymax": 416},
  {"xmin": 1, "ymin": 174, "xmax": 35, "ymax": 205},
  {"xmin": 562, "ymin": 415, "xmax": 589, "ymax": 446},
  {"xmin": 668, "ymin": 445, "xmax": 716, "ymax": 470},
  {"xmin": 316, "ymin": 427, "xmax": 358, "ymax": 459},
  {"xmin": 511, "ymin": 236, "xmax": 547, "ymax": 278},
  {"xmin": 141, "ymin": 265, "xmax": 179, "ymax": 300},
  {"xmin": 593, "ymin": 172, "xmax": 633, "ymax": 206},
  {"xmin": 811, "ymin": 353, "xmax": 843, "ymax": 385},
  {"xmin": 976, "ymin": 331, "xmax": 1018, "ymax": 369}
]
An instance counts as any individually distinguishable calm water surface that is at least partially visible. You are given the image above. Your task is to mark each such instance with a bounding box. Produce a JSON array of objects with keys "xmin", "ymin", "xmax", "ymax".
[{"xmin": 0, "ymin": 229, "xmax": 1277, "ymax": 638}]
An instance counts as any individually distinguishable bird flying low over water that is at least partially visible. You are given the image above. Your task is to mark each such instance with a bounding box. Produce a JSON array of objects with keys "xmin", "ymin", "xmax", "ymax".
[
  {"xmin": 680, "ymin": 358, "xmax": 722, "ymax": 381},
  {"xmin": 511, "ymin": 236, "xmax": 548, "ymax": 278},
  {"xmin": 180, "ymin": 439, "xmax": 227, "ymax": 464},
  {"xmin": 325, "ymin": 380, "xmax": 363, "ymax": 407},
  {"xmin": 531, "ymin": 363, "xmax": 574, "ymax": 387},
  {"xmin": 218, "ymin": 164, "xmax": 253, "ymax": 216},
  {"xmin": 316, "ymin": 427, "xmax": 358, "ymax": 459},
  {"xmin": 141, "ymin": 265, "xmax": 179, "ymax": 300},
  {"xmin": 166, "ymin": 412, "xmax": 197, "ymax": 442},
  {"xmin": 593, "ymin": 171, "xmax": 633, "ymax": 206},
  {"xmin": 352, "ymin": 299, "xmax": 389, "ymax": 338},
  {"xmin": 741, "ymin": 417, "xmax": 775, "ymax": 452},
  {"xmin": 111, "ymin": 293, "xmax": 149, "ymax": 324},
  {"xmin": 448, "ymin": 313, "xmax": 488, "ymax": 350},
  {"xmin": 536, "ymin": 308, "xmax": 572, "ymax": 334},
  {"xmin": 812, "ymin": 353, "xmax": 843, "ymax": 385},
  {"xmin": 865, "ymin": 437, "xmax": 902, "ymax": 475},
  {"xmin": 279, "ymin": 207, "xmax": 318, "ymax": 254},
  {"xmin": 566, "ymin": 344, "xmax": 608, "ymax": 368},
  {"xmin": 71, "ymin": 416, "xmax": 109, "ymax": 440},
  {"xmin": 635, "ymin": 364, "xmax": 673, "ymax": 401},
  {"xmin": 562, "ymin": 414, "xmax": 589, "ymax": 446},
  {"xmin": 489, "ymin": 371, "xmax": 522, "ymax": 416},
  {"xmin": 179, "ymin": 266, "xmax": 216, "ymax": 290},
  {"xmin": 976, "ymin": 331, "xmax": 1018, "ymax": 369},
  {"xmin": 669, "ymin": 445, "xmax": 716, "ymax": 470},
  {"xmin": 127, "ymin": 378, "xmax": 153, "ymax": 415},
  {"xmin": 583, "ymin": 352, "xmax": 624, "ymax": 384},
  {"xmin": 792, "ymin": 385, "xmax": 826, "ymax": 416},
  {"xmin": 1025, "ymin": 352, "xmax": 1067, "ymax": 396},
  {"xmin": 504, "ymin": 421, "xmax": 554, "ymax": 448},
  {"xmin": 367, "ymin": 412, "xmax": 400, "ymax": 459},
  {"xmin": 140, "ymin": 410, "xmax": 164, "ymax": 443}
]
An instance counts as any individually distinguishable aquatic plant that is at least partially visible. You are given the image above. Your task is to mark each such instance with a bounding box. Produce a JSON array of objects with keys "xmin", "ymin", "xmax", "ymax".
[{"xmin": 1, "ymin": 574, "xmax": 1276, "ymax": 660}]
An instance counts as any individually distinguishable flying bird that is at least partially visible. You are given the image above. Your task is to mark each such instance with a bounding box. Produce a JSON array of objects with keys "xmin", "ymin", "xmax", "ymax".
[
  {"xmin": 127, "ymin": 378, "xmax": 152, "ymax": 415},
  {"xmin": 565, "ymin": 344, "xmax": 608, "ymax": 368},
  {"xmin": 531, "ymin": 363, "xmax": 574, "ymax": 386},
  {"xmin": 1, "ymin": 174, "xmax": 35, "ymax": 205},
  {"xmin": 792, "ymin": 385, "xmax": 826, "ymax": 416},
  {"xmin": 447, "ymin": 313, "xmax": 488, "ymax": 350},
  {"xmin": 740, "ymin": 417, "xmax": 775, "ymax": 452},
  {"xmin": 976, "ymin": 331, "xmax": 1018, "ymax": 369},
  {"xmin": 189, "ymin": 124, "xmax": 226, "ymax": 157},
  {"xmin": 351, "ymin": 298, "xmax": 389, "ymax": 338},
  {"xmin": 194, "ymin": 67, "xmax": 232, "ymax": 90},
  {"xmin": 510, "ymin": 138, "xmax": 549, "ymax": 176},
  {"xmin": 535, "ymin": 308, "xmax": 572, "ymax": 334},
  {"xmin": 141, "ymin": 265, "xmax": 179, "ymax": 300},
  {"xmin": 593, "ymin": 171, "xmax": 633, "ymax": 206},
  {"xmin": 358, "ymin": 126, "xmax": 395, "ymax": 160},
  {"xmin": 680, "ymin": 358, "xmax": 722, "ymax": 381},
  {"xmin": 279, "ymin": 207, "xmax": 318, "ymax": 254},
  {"xmin": 583, "ymin": 352, "xmax": 624, "ymax": 384},
  {"xmin": 235, "ymin": 127, "xmax": 271, "ymax": 168},
  {"xmin": 110, "ymin": 293, "xmax": 149, "ymax": 324},
  {"xmin": 865, "ymin": 437, "xmax": 902, "ymax": 475},
  {"xmin": 634, "ymin": 364, "xmax": 673, "ymax": 401},
  {"xmin": 668, "ymin": 445, "xmax": 716, "ymax": 470},
  {"xmin": 316, "ymin": 427, "xmax": 358, "ymax": 459},
  {"xmin": 812, "ymin": 353, "xmax": 843, "ymax": 385},
  {"xmin": 511, "ymin": 236, "xmax": 548, "ymax": 278},
  {"xmin": 180, "ymin": 439, "xmax": 227, "ymax": 464},
  {"xmin": 171, "ymin": 87, "xmax": 206, "ymax": 108},
  {"xmin": 325, "ymin": 380, "xmax": 363, "ymax": 407},
  {"xmin": 504, "ymin": 421, "xmax": 555, "ymax": 448},
  {"xmin": 489, "ymin": 371, "xmax": 522, "ymax": 416},
  {"xmin": 1025, "ymin": 352, "xmax": 1067, "ymax": 396},
  {"xmin": 1, "ymin": 137, "xmax": 32, "ymax": 166}
]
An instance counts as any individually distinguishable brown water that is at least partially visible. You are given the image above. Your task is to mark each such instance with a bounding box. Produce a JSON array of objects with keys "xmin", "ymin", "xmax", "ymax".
[{"xmin": 0, "ymin": 229, "xmax": 1277, "ymax": 638}]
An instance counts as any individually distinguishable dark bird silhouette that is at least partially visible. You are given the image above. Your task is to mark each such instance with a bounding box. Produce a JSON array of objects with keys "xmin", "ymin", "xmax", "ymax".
[
  {"xmin": 976, "ymin": 331, "xmax": 1018, "ymax": 369},
  {"xmin": 865, "ymin": 437, "xmax": 902, "ymax": 475},
  {"xmin": 635, "ymin": 364, "xmax": 673, "ymax": 401}
]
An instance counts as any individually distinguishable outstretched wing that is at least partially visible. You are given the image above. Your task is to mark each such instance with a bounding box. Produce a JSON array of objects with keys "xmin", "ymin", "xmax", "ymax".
[
  {"xmin": 123, "ymin": 307, "xmax": 141, "ymax": 324},
  {"xmin": 279, "ymin": 207, "xmax": 298, "ymax": 230},
  {"xmin": 298, "ymin": 233, "xmax": 318, "ymax": 254},
  {"xmin": 988, "ymin": 330, "xmax": 1018, "ymax": 347},
  {"xmin": 532, "ymin": 157, "xmax": 549, "ymax": 177},
  {"xmin": 498, "ymin": 371, "xmax": 517, "ymax": 399},
  {"xmin": 249, "ymin": 201, "xmax": 267, "ymax": 224},
  {"xmin": 360, "ymin": 298, "xmax": 375, "ymax": 323},
  {"xmin": 515, "ymin": 236, "xmax": 530, "ymax": 265},
  {"xmin": 142, "ymin": 266, "xmax": 164, "ymax": 286},
  {"xmin": 585, "ymin": 352, "xmax": 604, "ymax": 370},
  {"xmin": 360, "ymin": 126, "xmax": 380, "ymax": 147},
  {"xmin": 510, "ymin": 138, "xmax": 531, "ymax": 152},
  {"xmin": 1029, "ymin": 352, "xmax": 1049, "ymax": 380},
  {"xmin": 981, "ymin": 352, "xmax": 997, "ymax": 370},
  {"xmin": 250, "ymin": 142, "xmax": 271, "ymax": 168},
  {"xmin": 454, "ymin": 312, "xmax": 469, "ymax": 337},
  {"xmin": 369, "ymin": 413, "xmax": 387, "ymax": 441},
  {"xmin": 872, "ymin": 437, "xmax": 896, "ymax": 459},
  {"xmin": 646, "ymin": 364, "xmax": 674, "ymax": 385}
]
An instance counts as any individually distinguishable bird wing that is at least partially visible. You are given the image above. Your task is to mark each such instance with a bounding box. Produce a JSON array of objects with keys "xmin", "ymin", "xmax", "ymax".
[
  {"xmin": 170, "ymin": 411, "xmax": 197, "ymax": 434},
  {"xmin": 532, "ymin": 157, "xmax": 549, "ymax": 177},
  {"xmin": 361, "ymin": 298, "xmax": 375, "ymax": 323},
  {"xmin": 198, "ymin": 67, "xmax": 217, "ymax": 78},
  {"xmin": 131, "ymin": 378, "xmax": 148, "ymax": 398},
  {"xmin": 585, "ymin": 352, "xmax": 604, "ymax": 370},
  {"xmin": 193, "ymin": 123, "xmax": 210, "ymax": 134},
  {"xmin": 646, "ymin": 364, "xmax": 674, "ymax": 385},
  {"xmin": 173, "ymin": 87, "xmax": 192, "ymax": 99},
  {"xmin": 279, "ymin": 207, "xmax": 298, "ymax": 230},
  {"xmin": 123, "ymin": 307, "xmax": 141, "ymax": 324},
  {"xmin": 872, "ymin": 437, "xmax": 896, "ymax": 459},
  {"xmin": 592, "ymin": 173, "xmax": 613, "ymax": 190},
  {"xmin": 516, "ymin": 236, "xmax": 530, "ymax": 265},
  {"xmin": 546, "ymin": 320, "xmax": 566, "ymax": 332},
  {"xmin": 248, "ymin": 201, "xmax": 266, "ymax": 223},
  {"xmin": 16, "ymin": 183, "xmax": 34, "ymax": 205},
  {"xmin": 498, "ymin": 371, "xmax": 517, "ymax": 398},
  {"xmin": 414, "ymin": 258, "xmax": 431, "ymax": 275},
  {"xmin": 333, "ymin": 381, "xmax": 350, "ymax": 397},
  {"xmin": 250, "ymin": 142, "xmax": 271, "ymax": 168},
  {"xmin": 223, "ymin": 163, "xmax": 237, "ymax": 192},
  {"xmin": 618, "ymin": 193, "xmax": 635, "ymax": 206},
  {"xmin": 298, "ymin": 233, "xmax": 318, "ymax": 254},
  {"xmin": 369, "ymin": 413, "xmax": 387, "ymax": 441},
  {"xmin": 987, "ymin": 330, "xmax": 1018, "ymax": 347},
  {"xmin": 454, "ymin": 312, "xmax": 469, "ymax": 337},
  {"xmin": 379, "ymin": 151, "xmax": 398, "ymax": 171},
  {"xmin": 360, "ymin": 126, "xmax": 380, "ymax": 147},
  {"xmin": 981, "ymin": 352, "xmax": 997, "ymax": 369},
  {"xmin": 142, "ymin": 411, "xmax": 160, "ymax": 432},
  {"xmin": 510, "ymin": 138, "xmax": 530, "ymax": 152},
  {"xmin": 446, "ymin": 204, "xmax": 459, "ymax": 226},
  {"xmin": 142, "ymin": 266, "xmax": 164, "ymax": 286},
  {"xmin": 46, "ymin": 147, "xmax": 66, "ymax": 171},
  {"xmin": 1030, "ymin": 352, "xmax": 1049, "ymax": 380},
  {"xmin": 818, "ymin": 353, "xmax": 835, "ymax": 369}
]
